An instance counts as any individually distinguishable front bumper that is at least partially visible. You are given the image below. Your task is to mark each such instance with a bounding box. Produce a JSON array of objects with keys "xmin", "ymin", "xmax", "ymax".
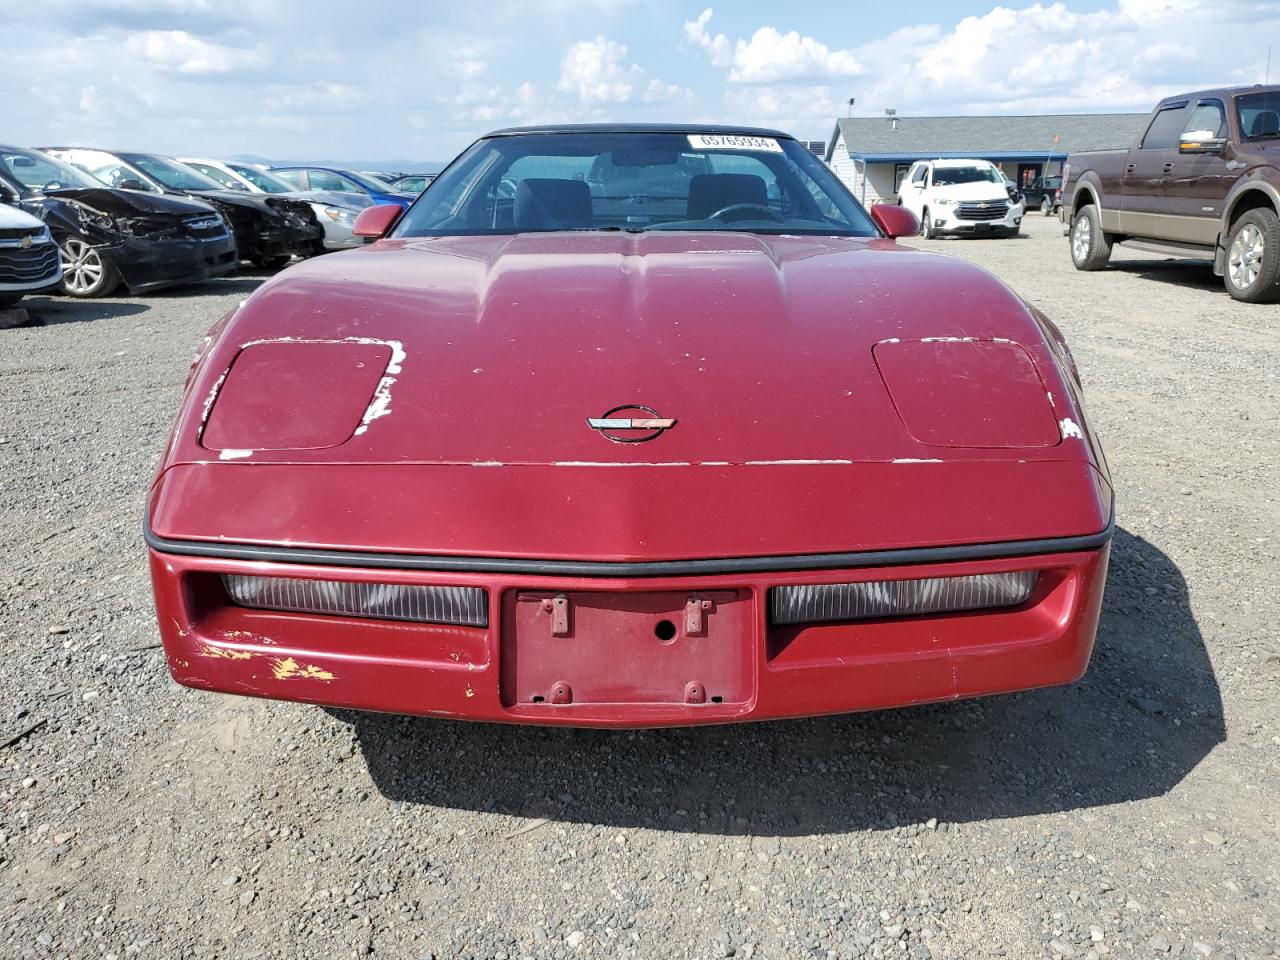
[
  {"xmin": 932, "ymin": 209, "xmax": 1023, "ymax": 236},
  {"xmin": 319, "ymin": 219, "xmax": 364, "ymax": 250},
  {"xmin": 149, "ymin": 539, "xmax": 1109, "ymax": 728},
  {"xmin": 248, "ymin": 222, "xmax": 325, "ymax": 261},
  {"xmin": 109, "ymin": 234, "xmax": 239, "ymax": 294},
  {"xmin": 0, "ymin": 239, "xmax": 63, "ymax": 293}
]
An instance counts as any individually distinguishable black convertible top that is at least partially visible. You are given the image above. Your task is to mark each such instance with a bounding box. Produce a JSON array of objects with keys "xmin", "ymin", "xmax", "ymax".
[{"xmin": 483, "ymin": 123, "xmax": 794, "ymax": 139}]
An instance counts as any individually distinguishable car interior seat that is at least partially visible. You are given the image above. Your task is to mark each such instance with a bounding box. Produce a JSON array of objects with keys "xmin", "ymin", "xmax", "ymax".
[
  {"xmin": 1249, "ymin": 110, "xmax": 1279, "ymax": 138},
  {"xmin": 513, "ymin": 178, "xmax": 594, "ymax": 230},
  {"xmin": 687, "ymin": 174, "xmax": 768, "ymax": 220}
]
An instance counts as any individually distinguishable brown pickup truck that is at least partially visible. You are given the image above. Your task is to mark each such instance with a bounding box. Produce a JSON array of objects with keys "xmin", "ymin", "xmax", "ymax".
[{"xmin": 1062, "ymin": 85, "xmax": 1280, "ymax": 302}]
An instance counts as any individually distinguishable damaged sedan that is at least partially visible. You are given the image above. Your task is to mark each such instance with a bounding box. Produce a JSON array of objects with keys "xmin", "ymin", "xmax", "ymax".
[
  {"xmin": 146, "ymin": 125, "xmax": 1111, "ymax": 728},
  {"xmin": 0, "ymin": 145, "xmax": 238, "ymax": 298},
  {"xmin": 177, "ymin": 158, "xmax": 375, "ymax": 252},
  {"xmin": 43, "ymin": 148, "xmax": 323, "ymax": 269}
]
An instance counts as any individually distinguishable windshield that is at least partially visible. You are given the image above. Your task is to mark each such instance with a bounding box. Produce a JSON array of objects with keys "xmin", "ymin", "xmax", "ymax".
[
  {"xmin": 1237, "ymin": 90, "xmax": 1280, "ymax": 140},
  {"xmin": 184, "ymin": 161, "xmax": 250, "ymax": 191},
  {"xmin": 395, "ymin": 132, "xmax": 877, "ymax": 237},
  {"xmin": 228, "ymin": 164, "xmax": 295, "ymax": 194},
  {"xmin": 0, "ymin": 148, "xmax": 103, "ymax": 193},
  {"xmin": 341, "ymin": 170, "xmax": 395, "ymax": 193},
  {"xmin": 932, "ymin": 165, "xmax": 1003, "ymax": 186},
  {"xmin": 120, "ymin": 153, "xmax": 225, "ymax": 191}
]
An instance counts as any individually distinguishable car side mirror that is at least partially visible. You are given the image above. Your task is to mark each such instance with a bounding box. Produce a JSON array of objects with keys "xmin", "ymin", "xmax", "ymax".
[
  {"xmin": 1179, "ymin": 131, "xmax": 1227, "ymax": 155},
  {"xmin": 117, "ymin": 178, "xmax": 147, "ymax": 191},
  {"xmin": 870, "ymin": 203, "xmax": 920, "ymax": 239},
  {"xmin": 352, "ymin": 203, "xmax": 402, "ymax": 238}
]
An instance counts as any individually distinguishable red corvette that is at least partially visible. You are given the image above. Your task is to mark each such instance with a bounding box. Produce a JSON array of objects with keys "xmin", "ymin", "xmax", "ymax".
[{"xmin": 146, "ymin": 125, "xmax": 1111, "ymax": 727}]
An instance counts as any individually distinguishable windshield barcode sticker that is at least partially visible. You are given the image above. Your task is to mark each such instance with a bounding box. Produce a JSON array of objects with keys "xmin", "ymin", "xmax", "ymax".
[{"xmin": 688, "ymin": 134, "xmax": 784, "ymax": 153}]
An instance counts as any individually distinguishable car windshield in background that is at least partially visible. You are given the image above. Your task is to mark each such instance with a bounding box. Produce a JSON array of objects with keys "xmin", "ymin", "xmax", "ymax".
[
  {"xmin": 0, "ymin": 148, "xmax": 102, "ymax": 192},
  {"xmin": 121, "ymin": 154, "xmax": 225, "ymax": 191},
  {"xmin": 343, "ymin": 170, "xmax": 396, "ymax": 193},
  {"xmin": 394, "ymin": 132, "xmax": 878, "ymax": 237},
  {"xmin": 932, "ymin": 166, "xmax": 1003, "ymax": 186},
  {"xmin": 229, "ymin": 165, "xmax": 295, "ymax": 194},
  {"xmin": 1236, "ymin": 91, "xmax": 1280, "ymax": 140}
]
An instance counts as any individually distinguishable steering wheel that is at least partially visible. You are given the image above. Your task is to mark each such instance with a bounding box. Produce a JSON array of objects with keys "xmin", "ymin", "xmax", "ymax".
[{"xmin": 706, "ymin": 202, "xmax": 784, "ymax": 223}]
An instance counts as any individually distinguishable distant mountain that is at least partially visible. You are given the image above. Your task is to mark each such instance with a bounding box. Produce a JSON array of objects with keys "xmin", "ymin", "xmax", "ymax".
[{"xmin": 225, "ymin": 154, "xmax": 445, "ymax": 175}]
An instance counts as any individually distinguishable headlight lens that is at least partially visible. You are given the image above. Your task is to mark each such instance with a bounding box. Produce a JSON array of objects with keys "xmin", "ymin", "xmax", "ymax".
[
  {"xmin": 323, "ymin": 205, "xmax": 356, "ymax": 224},
  {"xmin": 770, "ymin": 571, "xmax": 1037, "ymax": 625},
  {"xmin": 223, "ymin": 574, "xmax": 488, "ymax": 627}
]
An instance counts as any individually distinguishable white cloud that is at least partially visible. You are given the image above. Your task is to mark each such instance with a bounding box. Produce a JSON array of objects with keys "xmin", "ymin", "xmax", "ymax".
[
  {"xmin": 684, "ymin": 8, "xmax": 863, "ymax": 83},
  {"xmin": 8, "ymin": 0, "xmax": 1280, "ymax": 160},
  {"xmin": 559, "ymin": 36, "xmax": 641, "ymax": 104},
  {"xmin": 830, "ymin": 0, "xmax": 1279, "ymax": 124},
  {"xmin": 124, "ymin": 30, "xmax": 268, "ymax": 75},
  {"xmin": 558, "ymin": 36, "xmax": 687, "ymax": 105}
]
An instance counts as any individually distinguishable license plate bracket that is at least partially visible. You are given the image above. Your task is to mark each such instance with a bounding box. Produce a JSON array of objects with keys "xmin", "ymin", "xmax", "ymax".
[{"xmin": 501, "ymin": 590, "xmax": 754, "ymax": 707}]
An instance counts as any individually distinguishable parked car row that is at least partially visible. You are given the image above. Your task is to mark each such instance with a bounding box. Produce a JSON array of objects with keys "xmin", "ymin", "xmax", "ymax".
[{"xmin": 0, "ymin": 145, "xmax": 422, "ymax": 309}]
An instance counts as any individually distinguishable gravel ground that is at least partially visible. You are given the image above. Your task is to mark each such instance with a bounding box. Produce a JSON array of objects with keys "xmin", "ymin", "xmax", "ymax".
[{"xmin": 1, "ymin": 214, "xmax": 1277, "ymax": 960}]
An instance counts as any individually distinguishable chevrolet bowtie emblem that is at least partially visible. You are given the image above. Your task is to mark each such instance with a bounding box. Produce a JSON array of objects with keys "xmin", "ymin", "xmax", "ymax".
[
  {"xmin": 19, "ymin": 235, "xmax": 32, "ymax": 249},
  {"xmin": 587, "ymin": 405, "xmax": 676, "ymax": 443}
]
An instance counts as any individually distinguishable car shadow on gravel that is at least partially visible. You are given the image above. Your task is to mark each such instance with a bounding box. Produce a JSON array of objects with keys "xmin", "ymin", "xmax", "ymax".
[
  {"xmin": 346, "ymin": 527, "xmax": 1224, "ymax": 835},
  {"xmin": 1108, "ymin": 257, "xmax": 1220, "ymax": 292},
  {"xmin": 14, "ymin": 296, "xmax": 151, "ymax": 326}
]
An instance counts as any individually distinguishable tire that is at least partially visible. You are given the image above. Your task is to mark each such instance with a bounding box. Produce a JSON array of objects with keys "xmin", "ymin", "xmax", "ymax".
[
  {"xmin": 252, "ymin": 254, "xmax": 293, "ymax": 270},
  {"xmin": 1070, "ymin": 204, "xmax": 1112, "ymax": 271},
  {"xmin": 58, "ymin": 238, "xmax": 120, "ymax": 298},
  {"xmin": 1224, "ymin": 208, "xmax": 1280, "ymax": 303},
  {"xmin": 1041, "ymin": 196, "xmax": 1053, "ymax": 216},
  {"xmin": 921, "ymin": 209, "xmax": 936, "ymax": 240}
]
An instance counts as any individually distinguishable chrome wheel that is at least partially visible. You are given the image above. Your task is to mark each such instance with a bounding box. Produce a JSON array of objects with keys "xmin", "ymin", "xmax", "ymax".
[
  {"xmin": 1229, "ymin": 222, "xmax": 1264, "ymax": 290},
  {"xmin": 1071, "ymin": 215, "xmax": 1091, "ymax": 261},
  {"xmin": 60, "ymin": 239, "xmax": 105, "ymax": 295}
]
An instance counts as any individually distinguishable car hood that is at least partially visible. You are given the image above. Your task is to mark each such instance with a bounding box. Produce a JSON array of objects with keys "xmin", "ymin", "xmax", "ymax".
[
  {"xmin": 187, "ymin": 190, "xmax": 277, "ymax": 213},
  {"xmin": 155, "ymin": 231, "xmax": 1110, "ymax": 559},
  {"xmin": 0, "ymin": 202, "xmax": 46, "ymax": 228},
  {"xmin": 42, "ymin": 187, "xmax": 218, "ymax": 217},
  {"xmin": 289, "ymin": 190, "xmax": 374, "ymax": 210},
  {"xmin": 188, "ymin": 231, "xmax": 1086, "ymax": 466}
]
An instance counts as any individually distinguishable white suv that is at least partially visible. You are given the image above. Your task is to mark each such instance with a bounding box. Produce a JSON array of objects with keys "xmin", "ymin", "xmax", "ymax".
[
  {"xmin": 0, "ymin": 204, "xmax": 62, "ymax": 309},
  {"xmin": 897, "ymin": 159, "xmax": 1024, "ymax": 239}
]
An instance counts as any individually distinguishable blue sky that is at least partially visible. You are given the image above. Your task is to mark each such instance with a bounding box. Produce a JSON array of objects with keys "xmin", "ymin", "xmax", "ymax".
[{"xmin": 3, "ymin": 0, "xmax": 1277, "ymax": 163}]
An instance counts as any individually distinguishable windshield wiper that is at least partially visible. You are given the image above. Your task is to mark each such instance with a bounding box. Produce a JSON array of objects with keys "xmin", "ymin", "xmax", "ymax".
[{"xmin": 557, "ymin": 225, "xmax": 649, "ymax": 234}]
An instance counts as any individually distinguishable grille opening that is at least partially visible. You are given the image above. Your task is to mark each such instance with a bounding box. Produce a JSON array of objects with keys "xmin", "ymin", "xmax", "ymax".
[
  {"xmin": 654, "ymin": 619, "xmax": 677, "ymax": 642},
  {"xmin": 531, "ymin": 695, "xmax": 545, "ymax": 703},
  {"xmin": 710, "ymin": 695, "xmax": 723, "ymax": 704}
]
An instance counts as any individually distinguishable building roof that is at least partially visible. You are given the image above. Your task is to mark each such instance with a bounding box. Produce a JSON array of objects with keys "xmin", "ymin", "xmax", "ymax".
[{"xmin": 827, "ymin": 113, "xmax": 1149, "ymax": 161}]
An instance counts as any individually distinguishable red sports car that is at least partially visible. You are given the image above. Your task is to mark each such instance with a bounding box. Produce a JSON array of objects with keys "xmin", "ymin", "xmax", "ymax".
[{"xmin": 146, "ymin": 125, "xmax": 1111, "ymax": 728}]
